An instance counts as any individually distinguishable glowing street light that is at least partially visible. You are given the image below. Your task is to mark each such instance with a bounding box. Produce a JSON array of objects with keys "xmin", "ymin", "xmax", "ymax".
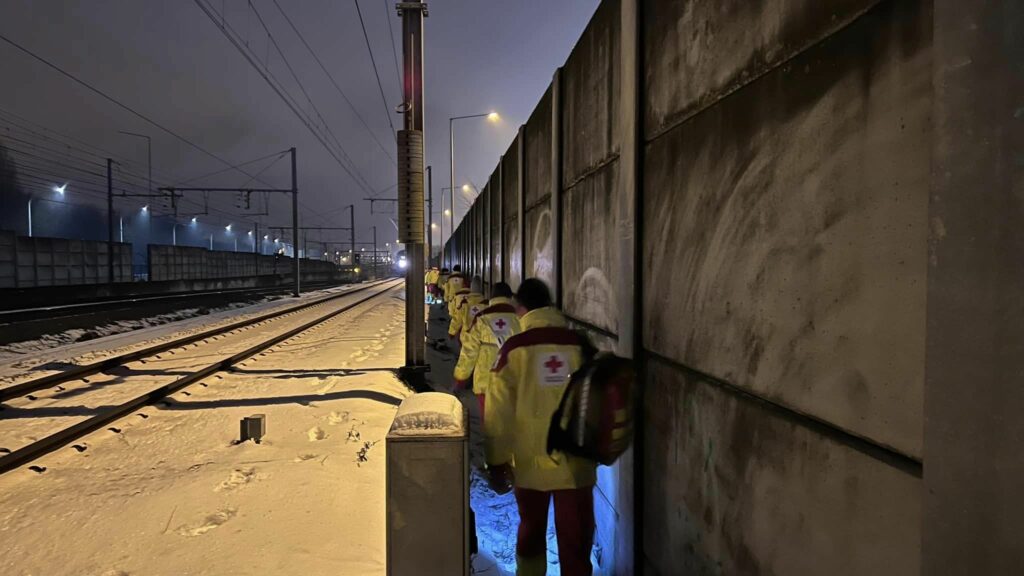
[
  {"xmin": 54, "ymin": 183, "xmax": 67, "ymax": 194},
  {"xmin": 191, "ymin": 217, "xmax": 198, "ymax": 224},
  {"xmin": 225, "ymin": 223, "xmax": 232, "ymax": 232},
  {"xmin": 444, "ymin": 209, "xmax": 451, "ymax": 216},
  {"xmin": 449, "ymin": 110, "xmax": 501, "ymax": 267}
]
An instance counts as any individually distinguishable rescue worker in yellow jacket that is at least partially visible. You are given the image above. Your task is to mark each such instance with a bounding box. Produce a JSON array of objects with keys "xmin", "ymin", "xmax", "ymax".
[
  {"xmin": 453, "ymin": 282, "xmax": 520, "ymax": 417},
  {"xmin": 486, "ymin": 278, "xmax": 596, "ymax": 576},
  {"xmin": 443, "ymin": 265, "xmax": 468, "ymax": 307},
  {"xmin": 448, "ymin": 275, "xmax": 485, "ymax": 342},
  {"xmin": 424, "ymin": 266, "xmax": 441, "ymax": 303}
]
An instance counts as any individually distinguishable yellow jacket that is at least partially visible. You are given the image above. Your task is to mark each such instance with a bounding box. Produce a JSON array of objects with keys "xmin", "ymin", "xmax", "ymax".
[
  {"xmin": 486, "ymin": 306, "xmax": 597, "ymax": 491},
  {"xmin": 454, "ymin": 297, "xmax": 520, "ymax": 395},
  {"xmin": 428, "ymin": 269, "xmax": 440, "ymax": 284},
  {"xmin": 449, "ymin": 292, "xmax": 485, "ymax": 337},
  {"xmin": 443, "ymin": 273, "xmax": 467, "ymax": 303}
]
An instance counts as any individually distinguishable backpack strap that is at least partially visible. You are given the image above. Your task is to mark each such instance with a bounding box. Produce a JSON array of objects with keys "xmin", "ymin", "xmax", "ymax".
[{"xmin": 492, "ymin": 327, "xmax": 581, "ymax": 372}]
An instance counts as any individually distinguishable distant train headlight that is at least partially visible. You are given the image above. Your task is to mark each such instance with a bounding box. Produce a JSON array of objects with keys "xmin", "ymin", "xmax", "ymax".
[{"xmin": 398, "ymin": 258, "xmax": 408, "ymax": 270}]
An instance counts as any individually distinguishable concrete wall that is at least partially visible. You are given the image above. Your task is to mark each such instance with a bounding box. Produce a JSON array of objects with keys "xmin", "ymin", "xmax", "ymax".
[
  {"xmin": 149, "ymin": 244, "xmax": 336, "ymax": 282},
  {"xmin": 444, "ymin": 0, "xmax": 1022, "ymax": 572},
  {"xmin": 0, "ymin": 230, "xmax": 132, "ymax": 288}
]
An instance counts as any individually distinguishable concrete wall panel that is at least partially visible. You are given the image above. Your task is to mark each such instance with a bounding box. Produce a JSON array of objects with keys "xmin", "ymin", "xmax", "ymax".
[
  {"xmin": 489, "ymin": 168, "xmax": 502, "ymax": 282},
  {"xmin": 644, "ymin": 0, "xmax": 878, "ymax": 137},
  {"xmin": 524, "ymin": 86, "xmax": 553, "ymax": 209},
  {"xmin": 562, "ymin": 162, "xmax": 618, "ymax": 336},
  {"xmin": 643, "ymin": 360, "xmax": 920, "ymax": 575},
  {"xmin": 642, "ymin": 0, "xmax": 931, "ymax": 456},
  {"xmin": 562, "ymin": 0, "xmax": 620, "ymax": 187}
]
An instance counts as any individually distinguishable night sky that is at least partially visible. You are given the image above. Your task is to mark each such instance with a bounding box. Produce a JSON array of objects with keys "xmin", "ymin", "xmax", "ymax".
[{"xmin": 0, "ymin": 0, "xmax": 599, "ymax": 252}]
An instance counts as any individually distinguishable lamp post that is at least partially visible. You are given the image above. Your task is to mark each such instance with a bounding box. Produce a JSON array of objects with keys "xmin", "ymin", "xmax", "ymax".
[{"xmin": 448, "ymin": 111, "xmax": 499, "ymax": 267}]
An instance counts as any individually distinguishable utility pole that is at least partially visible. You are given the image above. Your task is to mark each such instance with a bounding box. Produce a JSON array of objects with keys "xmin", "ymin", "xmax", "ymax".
[
  {"xmin": 373, "ymin": 225, "xmax": 378, "ymax": 279},
  {"xmin": 348, "ymin": 204, "xmax": 356, "ymax": 270},
  {"xmin": 107, "ymin": 158, "xmax": 114, "ymax": 284},
  {"xmin": 426, "ymin": 165, "xmax": 433, "ymax": 267},
  {"xmin": 291, "ymin": 147, "xmax": 299, "ymax": 296},
  {"xmin": 397, "ymin": 0, "xmax": 428, "ymax": 380}
]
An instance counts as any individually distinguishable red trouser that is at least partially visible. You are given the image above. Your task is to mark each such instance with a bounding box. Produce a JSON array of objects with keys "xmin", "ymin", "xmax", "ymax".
[{"xmin": 514, "ymin": 486, "xmax": 595, "ymax": 576}]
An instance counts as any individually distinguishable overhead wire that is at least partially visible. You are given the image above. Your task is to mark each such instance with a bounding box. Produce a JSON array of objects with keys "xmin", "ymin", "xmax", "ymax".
[
  {"xmin": 354, "ymin": 0, "xmax": 398, "ymax": 141},
  {"xmin": 270, "ymin": 0, "xmax": 395, "ymax": 164},
  {"xmin": 383, "ymin": 0, "xmax": 403, "ymax": 104},
  {"xmin": 193, "ymin": 0, "xmax": 377, "ymax": 196},
  {"xmin": 0, "ymin": 32, "xmax": 282, "ymax": 189}
]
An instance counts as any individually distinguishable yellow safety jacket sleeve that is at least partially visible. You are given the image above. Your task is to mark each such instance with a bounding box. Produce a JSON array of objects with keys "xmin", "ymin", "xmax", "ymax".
[
  {"xmin": 454, "ymin": 321, "xmax": 480, "ymax": 381},
  {"xmin": 448, "ymin": 291, "xmax": 471, "ymax": 336},
  {"xmin": 486, "ymin": 352, "xmax": 517, "ymax": 466}
]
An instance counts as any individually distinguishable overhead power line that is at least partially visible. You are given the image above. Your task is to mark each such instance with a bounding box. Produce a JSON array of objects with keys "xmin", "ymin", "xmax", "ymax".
[
  {"xmin": 193, "ymin": 0, "xmax": 377, "ymax": 195},
  {"xmin": 270, "ymin": 0, "xmax": 396, "ymax": 165},
  {"xmin": 0, "ymin": 31, "xmax": 278, "ymax": 189},
  {"xmin": 354, "ymin": 0, "xmax": 398, "ymax": 141},
  {"xmin": 384, "ymin": 0, "xmax": 403, "ymax": 99}
]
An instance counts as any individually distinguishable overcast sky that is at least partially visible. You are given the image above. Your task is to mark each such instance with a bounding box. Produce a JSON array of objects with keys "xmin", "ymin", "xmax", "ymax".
[{"xmin": 0, "ymin": 0, "xmax": 599, "ymax": 248}]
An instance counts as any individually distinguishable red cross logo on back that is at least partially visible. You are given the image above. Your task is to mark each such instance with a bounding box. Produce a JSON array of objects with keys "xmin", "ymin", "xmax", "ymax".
[
  {"xmin": 495, "ymin": 318, "xmax": 507, "ymax": 330},
  {"xmin": 544, "ymin": 355, "xmax": 564, "ymax": 374}
]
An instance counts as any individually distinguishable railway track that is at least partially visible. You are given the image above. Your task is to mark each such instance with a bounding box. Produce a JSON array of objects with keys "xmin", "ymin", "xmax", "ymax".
[
  {"xmin": 0, "ymin": 278, "xmax": 403, "ymax": 474},
  {"xmin": 0, "ymin": 280, "xmax": 354, "ymax": 346}
]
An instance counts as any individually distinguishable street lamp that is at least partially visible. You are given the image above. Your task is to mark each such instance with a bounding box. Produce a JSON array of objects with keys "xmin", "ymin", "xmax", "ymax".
[{"xmin": 448, "ymin": 110, "xmax": 499, "ymax": 267}]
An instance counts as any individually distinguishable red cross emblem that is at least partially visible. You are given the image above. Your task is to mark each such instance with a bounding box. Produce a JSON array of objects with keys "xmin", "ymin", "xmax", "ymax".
[
  {"xmin": 544, "ymin": 355, "xmax": 564, "ymax": 374},
  {"xmin": 495, "ymin": 318, "xmax": 507, "ymax": 330}
]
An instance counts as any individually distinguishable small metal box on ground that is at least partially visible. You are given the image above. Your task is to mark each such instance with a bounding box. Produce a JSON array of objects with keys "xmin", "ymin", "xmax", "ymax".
[
  {"xmin": 386, "ymin": 392, "xmax": 468, "ymax": 576},
  {"xmin": 240, "ymin": 414, "xmax": 265, "ymax": 443}
]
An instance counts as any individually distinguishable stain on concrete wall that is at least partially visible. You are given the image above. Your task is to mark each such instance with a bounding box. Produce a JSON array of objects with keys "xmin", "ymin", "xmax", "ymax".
[
  {"xmin": 643, "ymin": 0, "xmax": 879, "ymax": 137},
  {"xmin": 644, "ymin": 360, "xmax": 920, "ymax": 575},
  {"xmin": 643, "ymin": 0, "xmax": 930, "ymax": 457}
]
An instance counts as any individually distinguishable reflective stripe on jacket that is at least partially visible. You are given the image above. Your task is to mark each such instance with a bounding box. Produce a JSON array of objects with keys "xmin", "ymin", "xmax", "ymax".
[
  {"xmin": 453, "ymin": 297, "xmax": 520, "ymax": 395},
  {"xmin": 486, "ymin": 306, "xmax": 597, "ymax": 491}
]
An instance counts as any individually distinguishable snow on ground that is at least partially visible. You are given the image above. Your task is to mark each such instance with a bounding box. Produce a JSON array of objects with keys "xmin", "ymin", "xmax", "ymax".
[
  {"xmin": 0, "ymin": 284, "xmax": 361, "ymax": 386},
  {"xmin": 0, "ymin": 284, "xmax": 412, "ymax": 576}
]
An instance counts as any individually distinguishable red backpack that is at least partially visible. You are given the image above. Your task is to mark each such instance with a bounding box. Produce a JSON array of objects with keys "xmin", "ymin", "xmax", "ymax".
[{"xmin": 546, "ymin": 345, "xmax": 636, "ymax": 466}]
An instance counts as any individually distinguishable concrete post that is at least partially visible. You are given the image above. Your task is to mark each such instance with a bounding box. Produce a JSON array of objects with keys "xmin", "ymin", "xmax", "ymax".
[
  {"xmin": 614, "ymin": 0, "xmax": 641, "ymax": 571},
  {"xmin": 517, "ymin": 125, "xmax": 526, "ymax": 290},
  {"xmin": 550, "ymin": 68, "xmax": 564, "ymax": 307},
  {"xmin": 924, "ymin": 2, "xmax": 1024, "ymax": 573}
]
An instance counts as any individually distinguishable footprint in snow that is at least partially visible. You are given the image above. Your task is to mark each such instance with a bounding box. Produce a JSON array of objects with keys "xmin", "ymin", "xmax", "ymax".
[
  {"xmin": 307, "ymin": 426, "xmax": 328, "ymax": 441},
  {"xmin": 176, "ymin": 508, "xmax": 237, "ymax": 537},
  {"xmin": 214, "ymin": 467, "xmax": 258, "ymax": 492},
  {"xmin": 327, "ymin": 411, "xmax": 350, "ymax": 425}
]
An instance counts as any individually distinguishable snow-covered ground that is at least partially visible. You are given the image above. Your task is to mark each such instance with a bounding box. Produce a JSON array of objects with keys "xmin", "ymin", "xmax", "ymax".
[{"xmin": 0, "ymin": 283, "xmax": 413, "ymax": 575}]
